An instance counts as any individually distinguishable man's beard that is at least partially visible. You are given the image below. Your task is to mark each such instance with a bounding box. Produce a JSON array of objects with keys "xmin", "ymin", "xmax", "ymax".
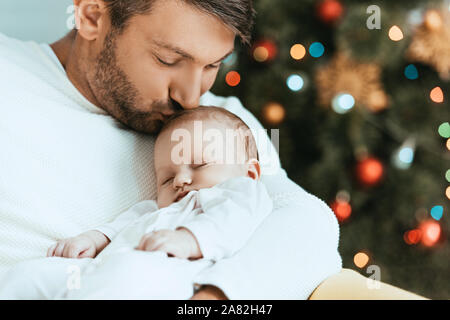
[{"xmin": 92, "ymin": 30, "xmax": 180, "ymax": 134}]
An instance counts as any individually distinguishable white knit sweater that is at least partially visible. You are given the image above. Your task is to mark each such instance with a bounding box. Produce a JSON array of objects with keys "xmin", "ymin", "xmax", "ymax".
[{"xmin": 0, "ymin": 32, "xmax": 342, "ymax": 299}]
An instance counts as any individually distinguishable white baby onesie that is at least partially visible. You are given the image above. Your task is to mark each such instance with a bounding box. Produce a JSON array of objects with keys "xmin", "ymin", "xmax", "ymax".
[{"xmin": 0, "ymin": 176, "xmax": 273, "ymax": 300}]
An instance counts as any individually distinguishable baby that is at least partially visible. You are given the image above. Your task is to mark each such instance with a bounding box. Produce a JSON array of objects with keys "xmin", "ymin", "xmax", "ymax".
[{"xmin": 0, "ymin": 106, "xmax": 273, "ymax": 300}]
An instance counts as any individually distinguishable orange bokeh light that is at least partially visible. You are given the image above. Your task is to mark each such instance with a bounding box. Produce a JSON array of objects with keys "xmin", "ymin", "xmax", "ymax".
[
  {"xmin": 290, "ymin": 44, "xmax": 306, "ymax": 60},
  {"xmin": 388, "ymin": 25, "xmax": 404, "ymax": 41},
  {"xmin": 353, "ymin": 252, "xmax": 369, "ymax": 268},
  {"xmin": 430, "ymin": 86, "xmax": 444, "ymax": 103},
  {"xmin": 225, "ymin": 71, "xmax": 241, "ymax": 87},
  {"xmin": 262, "ymin": 102, "xmax": 286, "ymax": 125}
]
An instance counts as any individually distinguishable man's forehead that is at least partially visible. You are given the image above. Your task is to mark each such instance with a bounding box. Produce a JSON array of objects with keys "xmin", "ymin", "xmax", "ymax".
[{"xmin": 128, "ymin": 0, "xmax": 236, "ymax": 63}]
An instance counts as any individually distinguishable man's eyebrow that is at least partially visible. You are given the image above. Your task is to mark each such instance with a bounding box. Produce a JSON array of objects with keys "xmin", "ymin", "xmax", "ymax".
[{"xmin": 152, "ymin": 40, "xmax": 234, "ymax": 64}]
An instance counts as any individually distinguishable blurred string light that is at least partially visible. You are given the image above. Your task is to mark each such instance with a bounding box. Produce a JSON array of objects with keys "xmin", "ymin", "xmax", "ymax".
[
  {"xmin": 404, "ymin": 64, "xmax": 419, "ymax": 80},
  {"xmin": 430, "ymin": 86, "xmax": 444, "ymax": 103},
  {"xmin": 353, "ymin": 252, "xmax": 369, "ymax": 268},
  {"xmin": 430, "ymin": 205, "xmax": 443, "ymax": 221},
  {"xmin": 438, "ymin": 122, "xmax": 450, "ymax": 138},
  {"xmin": 225, "ymin": 71, "xmax": 241, "ymax": 87},
  {"xmin": 392, "ymin": 138, "xmax": 416, "ymax": 170},
  {"xmin": 309, "ymin": 42, "xmax": 325, "ymax": 58},
  {"xmin": 446, "ymin": 169, "xmax": 450, "ymax": 182},
  {"xmin": 388, "ymin": 25, "xmax": 404, "ymax": 41},
  {"xmin": 446, "ymin": 138, "xmax": 450, "ymax": 150},
  {"xmin": 446, "ymin": 186, "xmax": 450, "ymax": 200},
  {"xmin": 332, "ymin": 93, "xmax": 355, "ymax": 114},
  {"xmin": 286, "ymin": 74, "xmax": 304, "ymax": 91},
  {"xmin": 290, "ymin": 44, "xmax": 306, "ymax": 60}
]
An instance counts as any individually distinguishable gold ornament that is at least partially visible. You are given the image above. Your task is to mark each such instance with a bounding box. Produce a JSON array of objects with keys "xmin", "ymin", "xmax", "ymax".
[
  {"xmin": 315, "ymin": 53, "xmax": 388, "ymax": 112},
  {"xmin": 407, "ymin": 9, "xmax": 450, "ymax": 80}
]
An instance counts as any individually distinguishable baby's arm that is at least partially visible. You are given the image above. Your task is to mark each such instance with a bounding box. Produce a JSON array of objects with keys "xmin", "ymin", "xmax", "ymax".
[
  {"xmin": 178, "ymin": 176, "xmax": 273, "ymax": 261},
  {"xmin": 47, "ymin": 200, "xmax": 158, "ymax": 259}
]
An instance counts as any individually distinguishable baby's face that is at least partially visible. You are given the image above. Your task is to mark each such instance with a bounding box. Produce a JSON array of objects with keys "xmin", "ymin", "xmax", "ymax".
[{"xmin": 154, "ymin": 119, "xmax": 253, "ymax": 208}]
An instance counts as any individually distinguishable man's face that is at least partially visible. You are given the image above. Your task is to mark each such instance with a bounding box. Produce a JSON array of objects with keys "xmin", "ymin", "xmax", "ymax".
[{"xmin": 88, "ymin": 0, "xmax": 236, "ymax": 134}]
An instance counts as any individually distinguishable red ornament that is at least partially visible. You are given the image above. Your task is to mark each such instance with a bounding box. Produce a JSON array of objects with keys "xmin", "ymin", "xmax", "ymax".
[
  {"xmin": 317, "ymin": 0, "xmax": 344, "ymax": 24},
  {"xmin": 356, "ymin": 157, "xmax": 384, "ymax": 186},
  {"xmin": 330, "ymin": 200, "xmax": 352, "ymax": 223}
]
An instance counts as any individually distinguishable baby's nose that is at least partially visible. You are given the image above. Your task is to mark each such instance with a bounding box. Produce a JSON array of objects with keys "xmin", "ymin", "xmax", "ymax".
[{"xmin": 173, "ymin": 172, "xmax": 192, "ymax": 189}]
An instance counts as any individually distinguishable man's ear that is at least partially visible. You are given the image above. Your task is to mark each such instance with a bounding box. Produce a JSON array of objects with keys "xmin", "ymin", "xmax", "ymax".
[
  {"xmin": 73, "ymin": 0, "xmax": 107, "ymax": 41},
  {"xmin": 246, "ymin": 158, "xmax": 261, "ymax": 180}
]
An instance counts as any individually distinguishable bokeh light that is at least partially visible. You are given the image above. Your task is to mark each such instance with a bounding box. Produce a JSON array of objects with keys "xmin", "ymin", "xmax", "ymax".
[
  {"xmin": 356, "ymin": 157, "xmax": 384, "ymax": 186},
  {"xmin": 430, "ymin": 86, "xmax": 444, "ymax": 103},
  {"xmin": 252, "ymin": 40, "xmax": 277, "ymax": 63},
  {"xmin": 446, "ymin": 138, "xmax": 450, "ymax": 150},
  {"xmin": 438, "ymin": 122, "xmax": 450, "ymax": 138},
  {"xmin": 262, "ymin": 102, "xmax": 286, "ymax": 125},
  {"xmin": 332, "ymin": 93, "xmax": 355, "ymax": 114},
  {"xmin": 393, "ymin": 139, "xmax": 416, "ymax": 170},
  {"xmin": 225, "ymin": 71, "xmax": 241, "ymax": 87},
  {"xmin": 353, "ymin": 252, "xmax": 369, "ymax": 268},
  {"xmin": 309, "ymin": 42, "xmax": 325, "ymax": 58},
  {"xmin": 404, "ymin": 64, "xmax": 419, "ymax": 80},
  {"xmin": 404, "ymin": 229, "xmax": 422, "ymax": 245},
  {"xmin": 253, "ymin": 46, "xmax": 269, "ymax": 62},
  {"xmin": 419, "ymin": 220, "xmax": 441, "ymax": 247},
  {"xmin": 290, "ymin": 44, "xmax": 306, "ymax": 60},
  {"xmin": 330, "ymin": 199, "xmax": 352, "ymax": 222},
  {"xmin": 399, "ymin": 147, "xmax": 414, "ymax": 164},
  {"xmin": 430, "ymin": 205, "xmax": 443, "ymax": 221},
  {"xmin": 388, "ymin": 25, "xmax": 404, "ymax": 41},
  {"xmin": 286, "ymin": 74, "xmax": 304, "ymax": 91},
  {"xmin": 446, "ymin": 186, "xmax": 450, "ymax": 200}
]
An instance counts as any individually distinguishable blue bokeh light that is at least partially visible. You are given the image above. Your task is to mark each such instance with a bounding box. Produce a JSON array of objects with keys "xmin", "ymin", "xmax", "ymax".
[
  {"xmin": 309, "ymin": 42, "xmax": 325, "ymax": 58},
  {"xmin": 287, "ymin": 74, "xmax": 304, "ymax": 91}
]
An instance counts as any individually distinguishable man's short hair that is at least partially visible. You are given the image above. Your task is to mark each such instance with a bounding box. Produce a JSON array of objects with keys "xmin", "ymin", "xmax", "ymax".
[
  {"xmin": 158, "ymin": 106, "xmax": 259, "ymax": 162},
  {"xmin": 102, "ymin": 0, "xmax": 256, "ymax": 45}
]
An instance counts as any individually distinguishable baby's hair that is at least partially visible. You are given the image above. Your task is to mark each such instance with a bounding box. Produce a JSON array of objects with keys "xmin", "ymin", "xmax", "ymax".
[{"xmin": 158, "ymin": 106, "xmax": 259, "ymax": 161}]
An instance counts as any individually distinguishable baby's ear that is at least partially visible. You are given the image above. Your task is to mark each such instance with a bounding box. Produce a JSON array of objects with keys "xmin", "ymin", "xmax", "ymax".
[{"xmin": 246, "ymin": 158, "xmax": 261, "ymax": 180}]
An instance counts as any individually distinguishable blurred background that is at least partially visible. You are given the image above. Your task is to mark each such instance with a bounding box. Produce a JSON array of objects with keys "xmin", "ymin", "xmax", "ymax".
[{"xmin": 1, "ymin": 0, "xmax": 448, "ymax": 298}]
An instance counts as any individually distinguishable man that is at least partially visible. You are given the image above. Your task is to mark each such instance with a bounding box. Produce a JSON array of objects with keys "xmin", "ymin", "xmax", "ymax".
[{"xmin": 0, "ymin": 0, "xmax": 342, "ymax": 299}]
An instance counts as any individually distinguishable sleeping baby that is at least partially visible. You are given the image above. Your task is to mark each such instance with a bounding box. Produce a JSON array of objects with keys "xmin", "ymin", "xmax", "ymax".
[{"xmin": 0, "ymin": 106, "xmax": 273, "ymax": 300}]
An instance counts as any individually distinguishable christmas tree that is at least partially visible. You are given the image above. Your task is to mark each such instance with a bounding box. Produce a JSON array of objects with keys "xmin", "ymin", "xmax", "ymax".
[{"xmin": 212, "ymin": 0, "xmax": 449, "ymax": 299}]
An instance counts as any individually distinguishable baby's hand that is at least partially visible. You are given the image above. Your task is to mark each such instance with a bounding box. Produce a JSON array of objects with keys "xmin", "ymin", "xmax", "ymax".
[
  {"xmin": 47, "ymin": 234, "xmax": 97, "ymax": 259},
  {"xmin": 136, "ymin": 228, "xmax": 202, "ymax": 260}
]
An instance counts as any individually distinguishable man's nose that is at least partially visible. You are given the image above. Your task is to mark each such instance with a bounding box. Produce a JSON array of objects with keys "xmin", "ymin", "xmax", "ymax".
[{"xmin": 170, "ymin": 69, "xmax": 203, "ymax": 110}]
